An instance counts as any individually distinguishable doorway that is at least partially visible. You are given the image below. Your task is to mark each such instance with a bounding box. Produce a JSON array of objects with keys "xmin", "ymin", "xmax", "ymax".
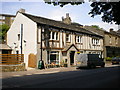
[{"xmin": 70, "ymin": 51, "xmax": 75, "ymax": 65}]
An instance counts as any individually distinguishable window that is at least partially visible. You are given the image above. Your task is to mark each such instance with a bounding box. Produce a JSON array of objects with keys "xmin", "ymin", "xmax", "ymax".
[
  {"xmin": 50, "ymin": 31, "xmax": 59, "ymax": 40},
  {"xmin": 76, "ymin": 36, "xmax": 82, "ymax": 43},
  {"xmin": 115, "ymin": 37, "xmax": 118, "ymax": 44},
  {"xmin": 109, "ymin": 36, "xmax": 112, "ymax": 44},
  {"xmin": 0, "ymin": 16, "xmax": 2, "ymax": 19},
  {"xmin": 66, "ymin": 34, "xmax": 70, "ymax": 42},
  {"xmin": 56, "ymin": 32, "xmax": 58, "ymax": 40},
  {"xmin": 2, "ymin": 16, "xmax": 5, "ymax": 20},
  {"xmin": 49, "ymin": 51, "xmax": 59, "ymax": 64},
  {"xmin": 92, "ymin": 38, "xmax": 100, "ymax": 45},
  {"xmin": 52, "ymin": 32, "xmax": 55, "ymax": 39}
]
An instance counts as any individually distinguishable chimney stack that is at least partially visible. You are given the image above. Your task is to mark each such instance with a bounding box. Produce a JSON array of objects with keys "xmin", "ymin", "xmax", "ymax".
[
  {"xmin": 66, "ymin": 13, "xmax": 69, "ymax": 18},
  {"xmin": 62, "ymin": 13, "xmax": 71, "ymax": 24},
  {"xmin": 110, "ymin": 28, "xmax": 114, "ymax": 32},
  {"xmin": 18, "ymin": 8, "xmax": 25, "ymax": 13}
]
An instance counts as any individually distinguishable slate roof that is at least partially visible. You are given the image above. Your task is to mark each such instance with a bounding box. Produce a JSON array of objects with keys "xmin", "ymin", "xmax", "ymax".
[
  {"xmin": 0, "ymin": 44, "xmax": 12, "ymax": 50},
  {"xmin": 62, "ymin": 44, "xmax": 79, "ymax": 52},
  {"xmin": 0, "ymin": 14, "xmax": 15, "ymax": 17},
  {"xmin": 104, "ymin": 30, "xmax": 120, "ymax": 37},
  {"xmin": 22, "ymin": 13, "xmax": 103, "ymax": 38}
]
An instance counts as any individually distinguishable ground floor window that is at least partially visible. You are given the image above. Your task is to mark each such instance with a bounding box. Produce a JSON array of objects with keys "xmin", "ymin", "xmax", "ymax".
[{"xmin": 49, "ymin": 51, "xmax": 59, "ymax": 64}]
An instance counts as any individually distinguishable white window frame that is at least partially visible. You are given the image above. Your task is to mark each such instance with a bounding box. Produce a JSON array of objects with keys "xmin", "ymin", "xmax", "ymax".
[
  {"xmin": 2, "ymin": 16, "xmax": 5, "ymax": 19},
  {"xmin": 92, "ymin": 38, "xmax": 100, "ymax": 45},
  {"xmin": 50, "ymin": 31, "xmax": 59, "ymax": 40},
  {"xmin": 66, "ymin": 34, "xmax": 70, "ymax": 42},
  {"xmin": 76, "ymin": 35, "xmax": 82, "ymax": 43}
]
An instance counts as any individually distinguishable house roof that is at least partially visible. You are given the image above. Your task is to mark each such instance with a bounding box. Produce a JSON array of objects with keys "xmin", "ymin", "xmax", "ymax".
[
  {"xmin": 22, "ymin": 13, "xmax": 103, "ymax": 38},
  {"xmin": 62, "ymin": 44, "xmax": 79, "ymax": 52},
  {"xmin": 0, "ymin": 44, "xmax": 12, "ymax": 50},
  {"xmin": 104, "ymin": 30, "xmax": 120, "ymax": 37},
  {"xmin": 0, "ymin": 14, "xmax": 15, "ymax": 17}
]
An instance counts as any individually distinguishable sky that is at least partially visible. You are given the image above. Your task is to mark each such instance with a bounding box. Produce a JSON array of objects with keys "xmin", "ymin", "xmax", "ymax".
[{"xmin": 0, "ymin": 0, "xmax": 119, "ymax": 31}]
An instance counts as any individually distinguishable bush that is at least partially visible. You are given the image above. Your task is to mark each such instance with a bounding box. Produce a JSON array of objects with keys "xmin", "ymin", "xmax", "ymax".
[{"xmin": 106, "ymin": 57, "xmax": 112, "ymax": 61}]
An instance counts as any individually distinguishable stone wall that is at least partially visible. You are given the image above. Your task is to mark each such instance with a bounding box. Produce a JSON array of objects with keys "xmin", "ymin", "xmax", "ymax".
[{"xmin": 0, "ymin": 63, "xmax": 26, "ymax": 72}]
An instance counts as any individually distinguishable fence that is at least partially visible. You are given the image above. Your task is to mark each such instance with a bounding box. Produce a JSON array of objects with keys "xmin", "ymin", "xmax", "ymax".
[{"xmin": 0, "ymin": 54, "xmax": 24, "ymax": 65}]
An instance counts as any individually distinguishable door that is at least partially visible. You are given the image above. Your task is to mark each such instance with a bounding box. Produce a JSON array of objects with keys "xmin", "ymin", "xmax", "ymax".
[
  {"xmin": 70, "ymin": 51, "xmax": 75, "ymax": 65},
  {"xmin": 28, "ymin": 53, "xmax": 36, "ymax": 68}
]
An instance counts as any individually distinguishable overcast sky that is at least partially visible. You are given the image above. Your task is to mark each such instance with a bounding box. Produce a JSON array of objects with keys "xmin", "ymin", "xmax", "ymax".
[{"xmin": 1, "ymin": 0, "xmax": 119, "ymax": 31}]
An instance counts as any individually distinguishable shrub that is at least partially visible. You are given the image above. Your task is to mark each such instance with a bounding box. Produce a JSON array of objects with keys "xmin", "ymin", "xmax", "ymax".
[{"xmin": 106, "ymin": 57, "xmax": 112, "ymax": 61}]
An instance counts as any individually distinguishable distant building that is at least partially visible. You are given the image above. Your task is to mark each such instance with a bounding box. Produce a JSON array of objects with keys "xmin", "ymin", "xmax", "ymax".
[
  {"xmin": 84, "ymin": 26, "xmax": 120, "ymax": 58},
  {"xmin": 0, "ymin": 14, "xmax": 15, "ymax": 26},
  {"xmin": 105, "ymin": 29, "xmax": 120, "ymax": 57}
]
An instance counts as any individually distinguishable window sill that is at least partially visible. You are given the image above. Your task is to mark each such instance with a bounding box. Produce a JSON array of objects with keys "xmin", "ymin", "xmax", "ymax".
[
  {"xmin": 49, "ymin": 40, "xmax": 59, "ymax": 42},
  {"xmin": 75, "ymin": 43, "xmax": 83, "ymax": 45}
]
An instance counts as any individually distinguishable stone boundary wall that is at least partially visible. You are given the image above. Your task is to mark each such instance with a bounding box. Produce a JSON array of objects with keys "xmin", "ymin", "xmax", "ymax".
[{"xmin": 0, "ymin": 63, "xmax": 26, "ymax": 72}]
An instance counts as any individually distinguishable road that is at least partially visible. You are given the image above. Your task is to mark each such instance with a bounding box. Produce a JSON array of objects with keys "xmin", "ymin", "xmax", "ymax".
[{"xmin": 2, "ymin": 65, "xmax": 120, "ymax": 88}]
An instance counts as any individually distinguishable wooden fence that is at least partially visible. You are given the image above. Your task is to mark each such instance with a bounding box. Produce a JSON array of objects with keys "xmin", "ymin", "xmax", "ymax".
[{"xmin": 0, "ymin": 54, "xmax": 24, "ymax": 65}]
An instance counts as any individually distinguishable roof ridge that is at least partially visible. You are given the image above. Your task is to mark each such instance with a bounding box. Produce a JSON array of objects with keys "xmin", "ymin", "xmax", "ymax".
[{"xmin": 21, "ymin": 12, "xmax": 103, "ymax": 37}]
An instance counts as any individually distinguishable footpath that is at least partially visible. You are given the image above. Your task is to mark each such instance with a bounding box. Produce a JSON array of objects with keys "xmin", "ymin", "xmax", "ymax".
[
  {"xmin": 1, "ymin": 62, "xmax": 119, "ymax": 79},
  {"xmin": 1, "ymin": 67, "xmax": 77, "ymax": 79}
]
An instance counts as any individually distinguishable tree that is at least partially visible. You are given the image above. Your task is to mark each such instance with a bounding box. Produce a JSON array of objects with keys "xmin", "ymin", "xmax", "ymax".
[
  {"xmin": 0, "ymin": 24, "xmax": 10, "ymax": 43},
  {"xmin": 91, "ymin": 25, "xmax": 104, "ymax": 30},
  {"xmin": 44, "ymin": 0, "xmax": 120, "ymax": 25}
]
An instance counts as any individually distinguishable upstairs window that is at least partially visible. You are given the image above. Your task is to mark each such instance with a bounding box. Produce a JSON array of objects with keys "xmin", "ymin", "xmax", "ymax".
[
  {"xmin": 1, "ymin": 16, "xmax": 5, "ymax": 20},
  {"xmin": 66, "ymin": 34, "xmax": 70, "ymax": 42},
  {"xmin": 92, "ymin": 38, "xmax": 100, "ymax": 45},
  {"xmin": 115, "ymin": 37, "xmax": 118, "ymax": 44},
  {"xmin": 50, "ymin": 31, "xmax": 59, "ymax": 40},
  {"xmin": 109, "ymin": 36, "xmax": 112, "ymax": 44},
  {"xmin": 76, "ymin": 35, "xmax": 82, "ymax": 43}
]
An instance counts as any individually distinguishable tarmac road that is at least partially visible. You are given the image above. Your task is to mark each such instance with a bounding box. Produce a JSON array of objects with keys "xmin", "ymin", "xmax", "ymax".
[{"xmin": 2, "ymin": 65, "xmax": 120, "ymax": 88}]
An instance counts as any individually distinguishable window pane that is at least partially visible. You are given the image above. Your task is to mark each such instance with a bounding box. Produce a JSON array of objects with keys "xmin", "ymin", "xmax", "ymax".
[
  {"xmin": 66, "ymin": 34, "xmax": 69, "ymax": 42},
  {"xmin": 52, "ymin": 32, "xmax": 55, "ymax": 39},
  {"xmin": 56, "ymin": 32, "xmax": 58, "ymax": 40}
]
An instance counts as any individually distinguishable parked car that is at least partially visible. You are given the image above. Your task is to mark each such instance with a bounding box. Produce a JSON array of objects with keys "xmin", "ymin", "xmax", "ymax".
[{"xmin": 111, "ymin": 57, "xmax": 120, "ymax": 65}]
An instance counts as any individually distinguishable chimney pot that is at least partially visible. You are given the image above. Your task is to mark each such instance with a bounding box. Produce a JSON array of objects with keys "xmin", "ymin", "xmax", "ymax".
[
  {"xmin": 18, "ymin": 8, "xmax": 25, "ymax": 13},
  {"xmin": 110, "ymin": 28, "xmax": 114, "ymax": 32},
  {"xmin": 66, "ymin": 13, "xmax": 69, "ymax": 17}
]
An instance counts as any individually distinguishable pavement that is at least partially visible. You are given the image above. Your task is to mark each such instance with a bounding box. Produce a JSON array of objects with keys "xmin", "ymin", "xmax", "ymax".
[
  {"xmin": 1, "ymin": 62, "xmax": 119, "ymax": 79},
  {"xmin": 1, "ymin": 67, "xmax": 77, "ymax": 79}
]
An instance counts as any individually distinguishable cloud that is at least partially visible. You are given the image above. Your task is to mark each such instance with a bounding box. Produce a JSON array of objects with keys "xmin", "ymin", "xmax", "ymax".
[
  {"xmin": 48, "ymin": 9, "xmax": 66, "ymax": 21},
  {"xmin": 47, "ymin": 7, "xmax": 83, "ymax": 24}
]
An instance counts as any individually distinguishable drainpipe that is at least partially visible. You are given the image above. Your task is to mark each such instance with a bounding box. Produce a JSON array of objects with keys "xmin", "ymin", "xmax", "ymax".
[{"xmin": 20, "ymin": 24, "xmax": 23, "ymax": 54}]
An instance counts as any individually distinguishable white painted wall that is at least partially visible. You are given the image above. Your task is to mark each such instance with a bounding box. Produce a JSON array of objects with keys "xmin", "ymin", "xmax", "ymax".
[{"xmin": 7, "ymin": 12, "xmax": 37, "ymax": 69}]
